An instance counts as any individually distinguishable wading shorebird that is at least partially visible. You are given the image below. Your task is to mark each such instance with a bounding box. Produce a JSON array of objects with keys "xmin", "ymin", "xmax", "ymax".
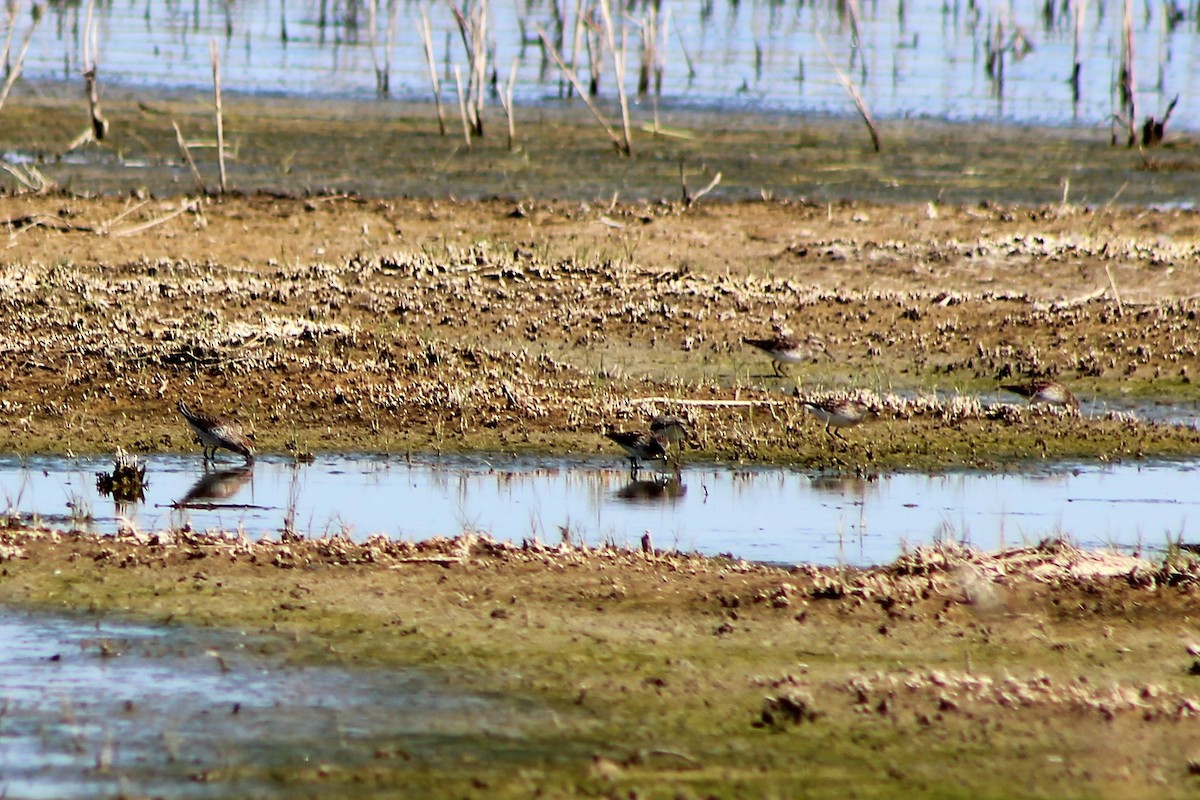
[
  {"xmin": 802, "ymin": 398, "xmax": 877, "ymax": 439},
  {"xmin": 649, "ymin": 414, "xmax": 690, "ymax": 450},
  {"xmin": 177, "ymin": 401, "xmax": 256, "ymax": 463},
  {"xmin": 742, "ymin": 332, "xmax": 832, "ymax": 377},
  {"xmin": 1000, "ymin": 379, "xmax": 1079, "ymax": 410},
  {"xmin": 604, "ymin": 430, "xmax": 671, "ymax": 476}
]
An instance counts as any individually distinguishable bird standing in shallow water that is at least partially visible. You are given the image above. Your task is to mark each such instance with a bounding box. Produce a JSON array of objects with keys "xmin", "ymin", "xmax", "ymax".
[
  {"xmin": 178, "ymin": 401, "xmax": 256, "ymax": 462},
  {"xmin": 1000, "ymin": 379, "xmax": 1079, "ymax": 410},
  {"xmin": 802, "ymin": 398, "xmax": 876, "ymax": 439},
  {"xmin": 604, "ymin": 430, "xmax": 670, "ymax": 476},
  {"xmin": 649, "ymin": 414, "xmax": 690, "ymax": 450},
  {"xmin": 743, "ymin": 332, "xmax": 832, "ymax": 377}
]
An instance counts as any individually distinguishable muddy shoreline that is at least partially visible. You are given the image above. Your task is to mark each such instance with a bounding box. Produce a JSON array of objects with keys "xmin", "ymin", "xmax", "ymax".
[{"xmin": 4, "ymin": 92, "xmax": 1200, "ymax": 798}]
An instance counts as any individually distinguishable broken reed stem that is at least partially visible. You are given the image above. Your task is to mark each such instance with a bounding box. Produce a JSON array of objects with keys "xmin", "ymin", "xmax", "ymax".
[
  {"xmin": 1103, "ymin": 265, "xmax": 1124, "ymax": 317},
  {"xmin": 566, "ymin": 0, "xmax": 585, "ymax": 98},
  {"xmin": 672, "ymin": 13, "xmax": 697, "ymax": 80},
  {"xmin": 209, "ymin": 39, "xmax": 227, "ymax": 193},
  {"xmin": 537, "ymin": 25, "xmax": 628, "ymax": 155},
  {"xmin": 816, "ymin": 31, "xmax": 880, "ymax": 152},
  {"xmin": 1, "ymin": 4, "xmax": 18, "ymax": 77},
  {"xmin": 111, "ymin": 199, "xmax": 200, "ymax": 238},
  {"xmin": 172, "ymin": 120, "xmax": 207, "ymax": 193},
  {"xmin": 366, "ymin": 0, "xmax": 384, "ymax": 95},
  {"xmin": 452, "ymin": 65, "xmax": 472, "ymax": 147},
  {"xmin": 498, "ymin": 56, "xmax": 518, "ymax": 151},
  {"xmin": 447, "ymin": 0, "xmax": 487, "ymax": 136},
  {"xmin": 0, "ymin": 6, "xmax": 41, "ymax": 116},
  {"xmin": 82, "ymin": 0, "xmax": 108, "ymax": 142},
  {"xmin": 419, "ymin": 9, "xmax": 446, "ymax": 136},
  {"xmin": 597, "ymin": 0, "xmax": 633, "ymax": 156},
  {"xmin": 1118, "ymin": 0, "xmax": 1136, "ymax": 146},
  {"xmin": 1070, "ymin": 0, "xmax": 1087, "ymax": 103},
  {"xmin": 680, "ymin": 161, "xmax": 722, "ymax": 209}
]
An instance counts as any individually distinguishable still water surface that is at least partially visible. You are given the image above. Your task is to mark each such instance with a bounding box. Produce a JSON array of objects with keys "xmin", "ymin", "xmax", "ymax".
[
  {"xmin": 3, "ymin": 453, "xmax": 1197, "ymax": 566},
  {"xmin": 0, "ymin": 609, "xmax": 530, "ymax": 799},
  {"xmin": 14, "ymin": 0, "xmax": 1200, "ymax": 130}
]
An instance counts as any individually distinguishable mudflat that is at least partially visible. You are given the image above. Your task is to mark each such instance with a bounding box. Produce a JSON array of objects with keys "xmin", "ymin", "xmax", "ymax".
[{"xmin": 3, "ymin": 92, "xmax": 1200, "ymax": 797}]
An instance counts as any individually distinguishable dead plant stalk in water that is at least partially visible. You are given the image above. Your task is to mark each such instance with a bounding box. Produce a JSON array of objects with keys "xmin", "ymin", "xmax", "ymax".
[
  {"xmin": 209, "ymin": 39, "xmax": 228, "ymax": 193},
  {"xmin": 537, "ymin": 25, "xmax": 630, "ymax": 156},
  {"xmin": 815, "ymin": 32, "xmax": 880, "ymax": 152},
  {"xmin": 419, "ymin": 9, "xmax": 447, "ymax": 135},
  {"xmin": 0, "ymin": 2, "xmax": 41, "ymax": 117}
]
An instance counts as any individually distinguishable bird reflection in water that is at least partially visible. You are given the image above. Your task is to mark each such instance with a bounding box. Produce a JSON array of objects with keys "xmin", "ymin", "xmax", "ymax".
[
  {"xmin": 615, "ymin": 475, "xmax": 687, "ymax": 504},
  {"xmin": 175, "ymin": 464, "xmax": 255, "ymax": 508},
  {"xmin": 808, "ymin": 473, "xmax": 878, "ymax": 496}
]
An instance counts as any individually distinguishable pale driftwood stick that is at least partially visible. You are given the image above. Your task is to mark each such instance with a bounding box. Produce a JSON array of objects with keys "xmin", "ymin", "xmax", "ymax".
[
  {"xmin": 684, "ymin": 170, "xmax": 721, "ymax": 209},
  {"xmin": 0, "ymin": 8, "xmax": 40, "ymax": 115},
  {"xmin": 452, "ymin": 65, "xmax": 472, "ymax": 147},
  {"xmin": 816, "ymin": 32, "xmax": 880, "ymax": 152},
  {"xmin": 419, "ymin": 9, "xmax": 446, "ymax": 135},
  {"xmin": 209, "ymin": 39, "xmax": 228, "ymax": 193},
  {"xmin": 97, "ymin": 199, "xmax": 151, "ymax": 234},
  {"xmin": 172, "ymin": 120, "xmax": 208, "ymax": 193},
  {"xmin": 537, "ymin": 25, "xmax": 629, "ymax": 155},
  {"xmin": 0, "ymin": 162, "xmax": 56, "ymax": 193},
  {"xmin": 628, "ymin": 397, "xmax": 786, "ymax": 408},
  {"xmin": 111, "ymin": 199, "xmax": 200, "ymax": 238}
]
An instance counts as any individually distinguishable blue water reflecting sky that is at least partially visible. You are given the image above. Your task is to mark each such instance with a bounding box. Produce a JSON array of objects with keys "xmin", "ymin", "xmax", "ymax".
[
  {"xmin": 2, "ymin": 453, "xmax": 1197, "ymax": 566},
  {"xmin": 12, "ymin": 0, "xmax": 1200, "ymax": 130}
]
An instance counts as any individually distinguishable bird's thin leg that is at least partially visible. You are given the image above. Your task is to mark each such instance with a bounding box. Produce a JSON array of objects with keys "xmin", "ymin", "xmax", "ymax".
[{"xmin": 772, "ymin": 361, "xmax": 785, "ymax": 378}]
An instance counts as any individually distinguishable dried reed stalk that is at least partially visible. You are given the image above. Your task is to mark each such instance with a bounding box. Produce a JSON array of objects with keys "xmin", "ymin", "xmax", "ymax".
[
  {"xmin": 596, "ymin": 0, "xmax": 633, "ymax": 156},
  {"xmin": 172, "ymin": 120, "xmax": 207, "ymax": 193},
  {"xmin": 497, "ymin": 57, "xmax": 518, "ymax": 150},
  {"xmin": 816, "ymin": 32, "xmax": 880, "ymax": 152},
  {"xmin": 110, "ymin": 199, "xmax": 200, "ymax": 238},
  {"xmin": 680, "ymin": 161, "xmax": 722, "ymax": 209},
  {"xmin": 1117, "ymin": 0, "xmax": 1136, "ymax": 146},
  {"xmin": 1070, "ymin": 0, "xmax": 1087, "ymax": 103},
  {"xmin": 452, "ymin": 65, "xmax": 472, "ymax": 147},
  {"xmin": 209, "ymin": 39, "xmax": 228, "ymax": 193},
  {"xmin": 672, "ymin": 12, "xmax": 696, "ymax": 80},
  {"xmin": 0, "ymin": 161, "xmax": 55, "ymax": 193},
  {"xmin": 419, "ymin": 9, "xmax": 447, "ymax": 135},
  {"xmin": 565, "ymin": 0, "xmax": 585, "ymax": 98},
  {"xmin": 537, "ymin": 24, "xmax": 629, "ymax": 155},
  {"xmin": 637, "ymin": 8, "xmax": 655, "ymax": 97},
  {"xmin": 447, "ymin": 0, "xmax": 489, "ymax": 136},
  {"xmin": 366, "ymin": 0, "xmax": 398, "ymax": 95},
  {"xmin": 0, "ymin": 3, "xmax": 41, "ymax": 116}
]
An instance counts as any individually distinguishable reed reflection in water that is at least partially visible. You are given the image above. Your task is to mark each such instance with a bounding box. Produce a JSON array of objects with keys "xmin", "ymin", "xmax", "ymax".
[
  {"xmin": 15, "ymin": 0, "xmax": 1200, "ymax": 131},
  {"xmin": 2, "ymin": 454, "xmax": 1199, "ymax": 566}
]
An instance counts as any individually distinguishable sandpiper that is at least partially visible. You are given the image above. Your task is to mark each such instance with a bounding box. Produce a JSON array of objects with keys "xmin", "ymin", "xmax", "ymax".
[
  {"xmin": 802, "ymin": 398, "xmax": 876, "ymax": 439},
  {"xmin": 743, "ymin": 332, "xmax": 831, "ymax": 377},
  {"xmin": 1000, "ymin": 379, "xmax": 1079, "ymax": 410},
  {"xmin": 649, "ymin": 414, "xmax": 690, "ymax": 449},
  {"xmin": 177, "ymin": 401, "xmax": 256, "ymax": 462},
  {"xmin": 604, "ymin": 430, "xmax": 670, "ymax": 475}
]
